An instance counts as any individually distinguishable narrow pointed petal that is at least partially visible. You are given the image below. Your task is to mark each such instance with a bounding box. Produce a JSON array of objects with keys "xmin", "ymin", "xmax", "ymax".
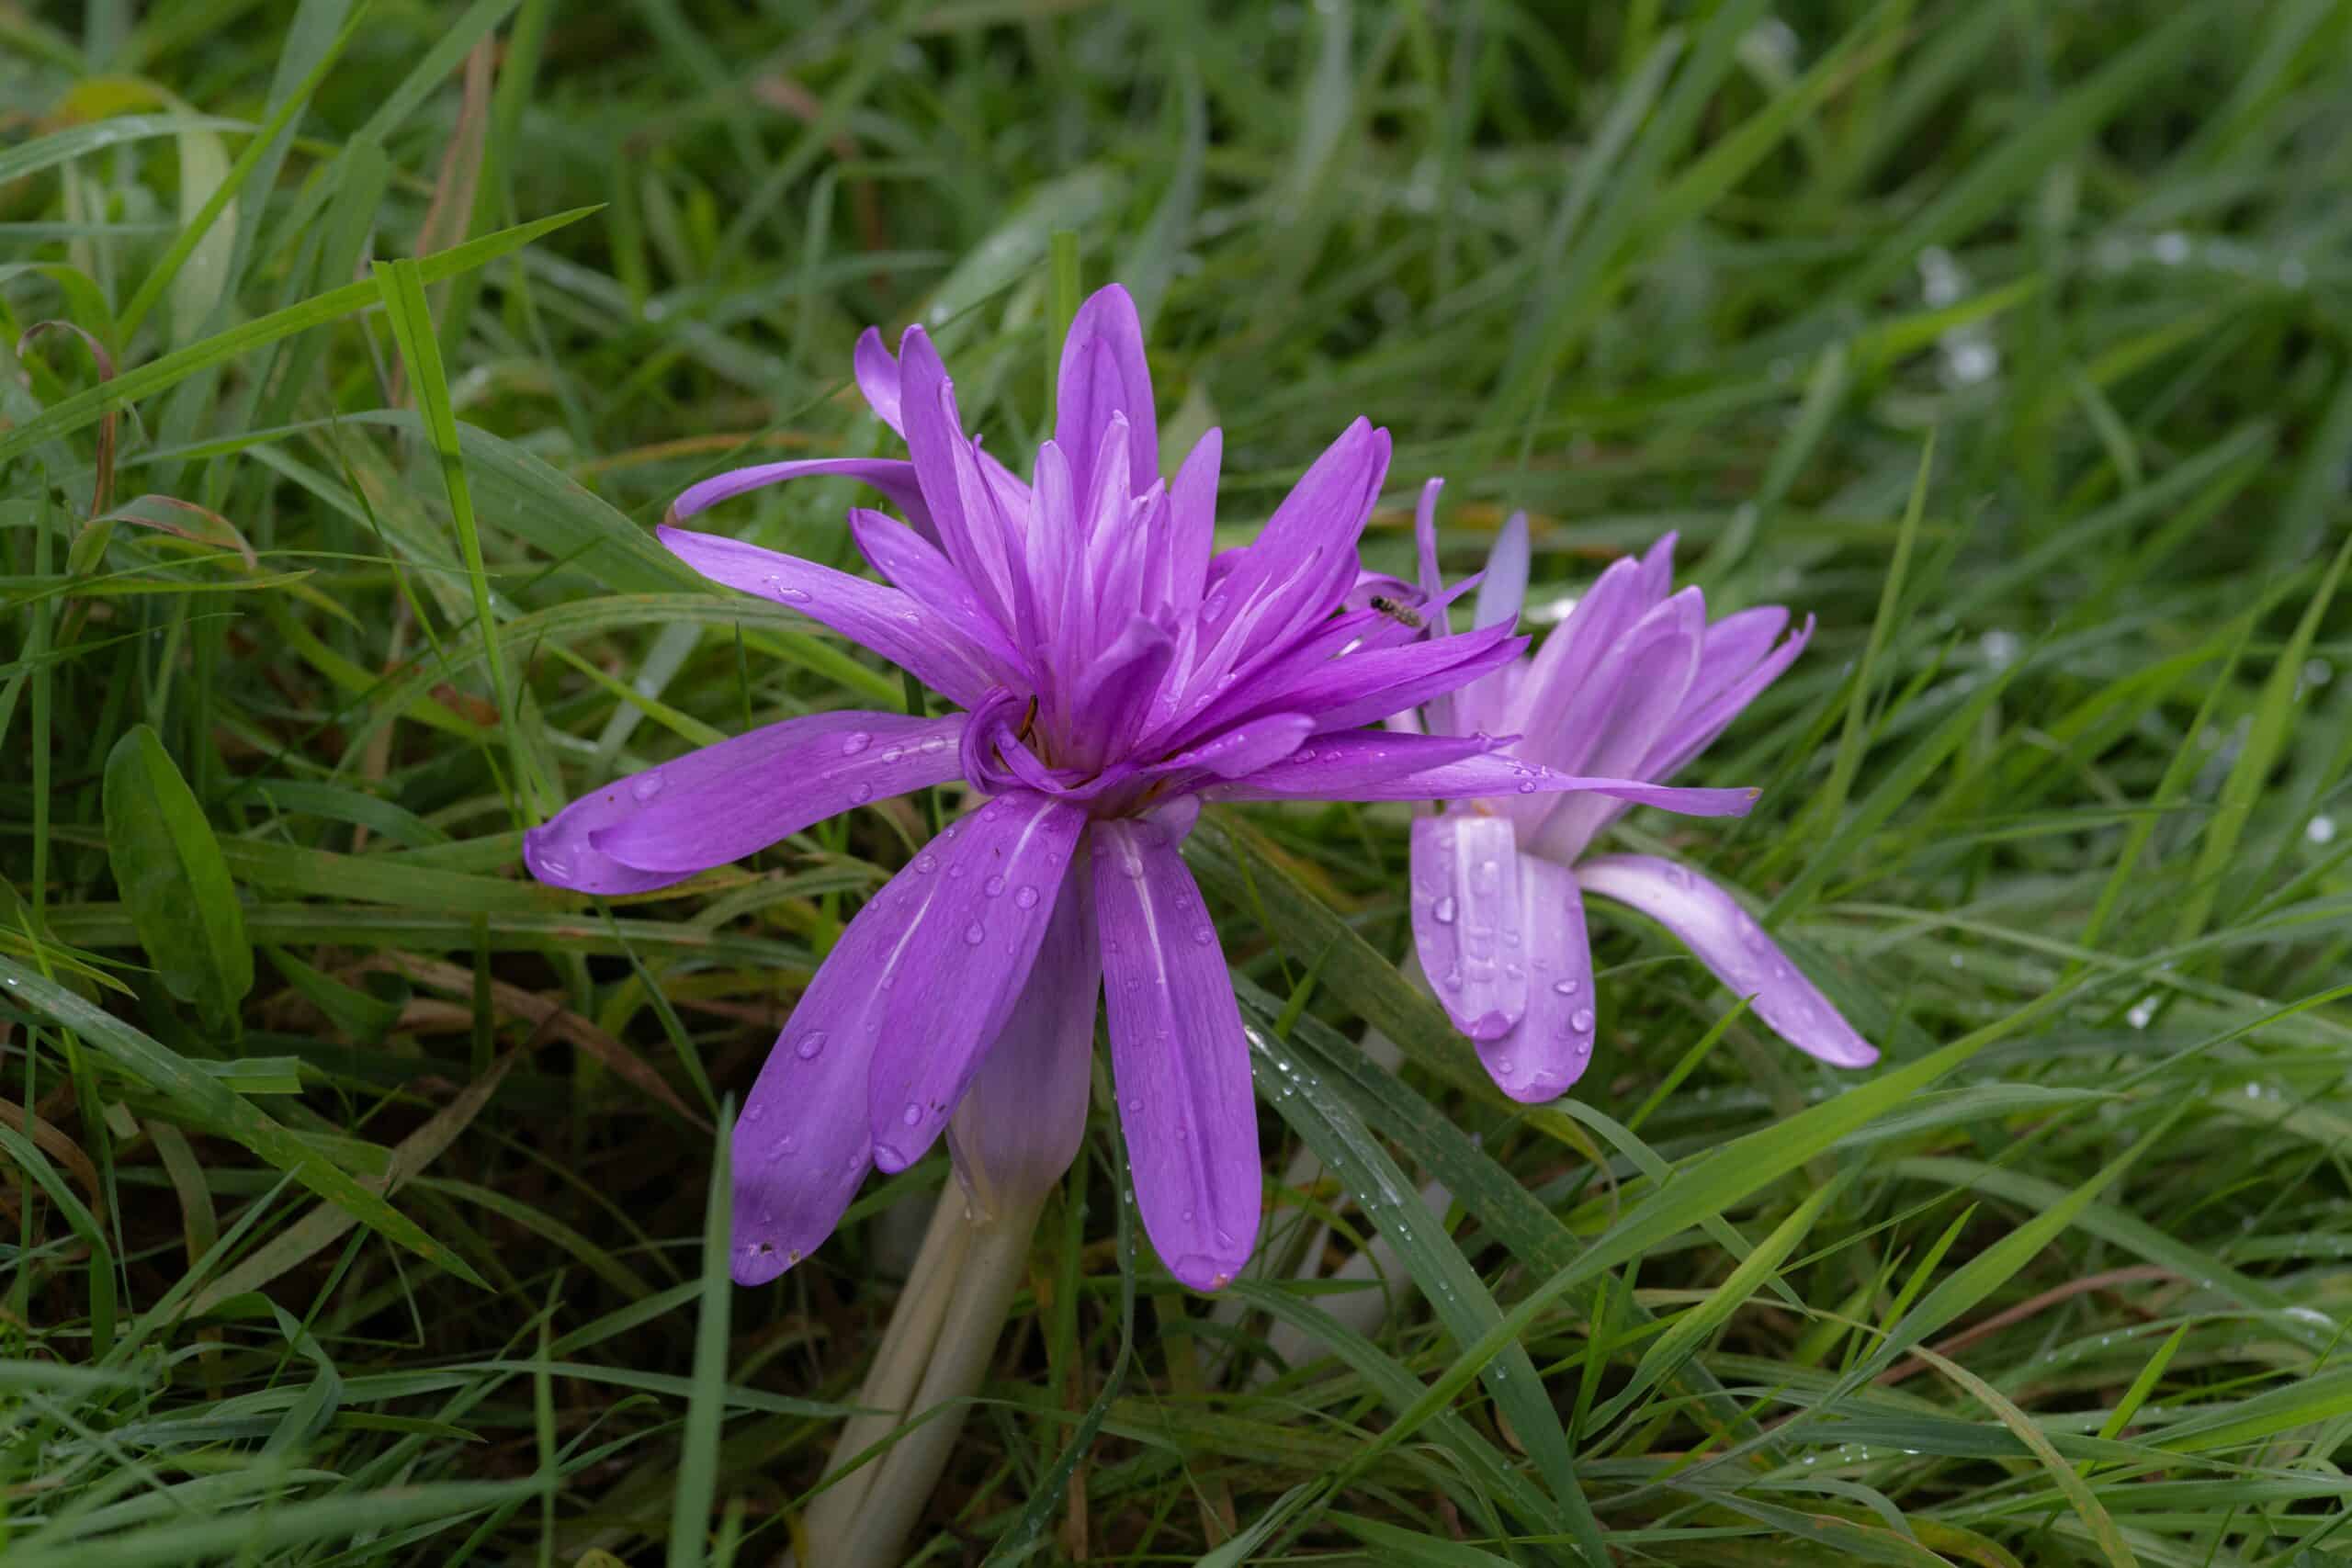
[
  {"xmin": 848, "ymin": 508, "xmax": 1024, "ymax": 679},
  {"xmin": 1523, "ymin": 589, "xmax": 1706, "ymax": 856},
  {"xmin": 853, "ymin": 326, "xmax": 905, "ymax": 434},
  {"xmin": 1504, "ymin": 553, "xmax": 1650, "ymax": 744},
  {"xmin": 1057, "ymin": 284, "xmax": 1158, "ymax": 499},
  {"xmin": 1476, "ymin": 855, "xmax": 1599, "ymax": 1101},
  {"xmin": 1167, "ymin": 427, "xmax": 1222, "ymax": 611},
  {"xmin": 1414, "ymin": 478, "xmax": 1447, "ymax": 609},
  {"xmin": 730, "ymin": 860, "xmax": 943, "ymax": 1284},
  {"xmin": 865, "ymin": 794, "xmax": 1090, "ymax": 1171},
  {"xmin": 669, "ymin": 458, "xmax": 935, "ymax": 541},
  {"xmin": 1070, "ymin": 615, "xmax": 1176, "ymax": 767},
  {"xmin": 1688, "ymin": 605, "xmax": 1791, "ymax": 708},
  {"xmin": 895, "ymin": 326, "xmax": 982, "ymax": 575},
  {"xmin": 1159, "ymin": 713, "xmax": 1317, "ymax": 780},
  {"xmin": 1093, "ymin": 818, "xmax": 1260, "ymax": 1292},
  {"xmin": 1644, "ymin": 615, "xmax": 1814, "ymax": 783},
  {"xmin": 1409, "ymin": 814, "xmax": 1527, "ymax": 1042},
  {"xmin": 1473, "ymin": 511, "xmax": 1530, "ymax": 630},
  {"xmin": 1635, "ymin": 530, "xmax": 1679, "ymax": 606},
  {"xmin": 1210, "ymin": 733, "xmax": 1759, "ymax": 811},
  {"xmin": 586, "ymin": 711, "xmax": 967, "ymax": 874},
  {"xmin": 1196, "ymin": 617, "xmax": 1523, "ymax": 738},
  {"xmin": 659, "ymin": 525, "xmax": 1001, "ymax": 706},
  {"xmin": 947, "ymin": 863, "xmax": 1101, "ymax": 1220},
  {"xmin": 1577, "ymin": 855, "xmax": 1878, "ymax": 1068}
]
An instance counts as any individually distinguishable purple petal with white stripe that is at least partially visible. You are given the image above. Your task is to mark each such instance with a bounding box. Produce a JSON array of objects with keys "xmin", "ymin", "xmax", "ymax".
[
  {"xmin": 729, "ymin": 860, "xmax": 945, "ymax": 1284},
  {"xmin": 1093, "ymin": 818, "xmax": 1260, "ymax": 1292},
  {"xmin": 1475, "ymin": 854, "xmax": 1599, "ymax": 1101},
  {"xmin": 1410, "ymin": 813, "xmax": 1527, "ymax": 1043},
  {"xmin": 585, "ymin": 711, "xmax": 967, "ymax": 875},
  {"xmin": 1577, "ymin": 854, "xmax": 1877, "ymax": 1067},
  {"xmin": 865, "ymin": 793, "xmax": 1089, "ymax": 1172},
  {"xmin": 659, "ymin": 525, "xmax": 1002, "ymax": 706}
]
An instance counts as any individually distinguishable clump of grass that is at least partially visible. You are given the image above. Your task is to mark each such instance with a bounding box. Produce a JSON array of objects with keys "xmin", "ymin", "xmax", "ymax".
[{"xmin": 4, "ymin": 2, "xmax": 2350, "ymax": 1562}]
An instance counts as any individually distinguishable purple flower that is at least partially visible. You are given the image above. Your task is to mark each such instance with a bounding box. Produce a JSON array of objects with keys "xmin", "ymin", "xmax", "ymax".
[
  {"xmin": 524, "ymin": 286, "xmax": 1755, "ymax": 1291},
  {"xmin": 1396, "ymin": 486, "xmax": 1878, "ymax": 1102}
]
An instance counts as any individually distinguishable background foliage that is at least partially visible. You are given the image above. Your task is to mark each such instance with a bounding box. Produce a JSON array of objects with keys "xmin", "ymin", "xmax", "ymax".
[{"xmin": 5, "ymin": 0, "xmax": 2352, "ymax": 1562}]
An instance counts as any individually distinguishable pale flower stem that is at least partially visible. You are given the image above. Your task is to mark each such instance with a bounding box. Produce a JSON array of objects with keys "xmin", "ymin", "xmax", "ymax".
[{"xmin": 803, "ymin": 1184, "xmax": 1044, "ymax": 1568}]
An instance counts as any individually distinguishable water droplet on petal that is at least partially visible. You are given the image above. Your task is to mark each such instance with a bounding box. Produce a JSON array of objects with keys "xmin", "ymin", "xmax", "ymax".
[
  {"xmin": 916, "ymin": 853, "xmax": 938, "ymax": 873},
  {"xmin": 842, "ymin": 731, "xmax": 872, "ymax": 755},
  {"xmin": 984, "ymin": 874, "xmax": 1007, "ymax": 896},
  {"xmin": 795, "ymin": 1031, "xmax": 828, "ymax": 1060},
  {"xmin": 1433, "ymin": 896, "xmax": 1458, "ymax": 925},
  {"xmin": 964, "ymin": 921, "xmax": 985, "ymax": 944},
  {"xmin": 1570, "ymin": 1009, "xmax": 1594, "ymax": 1032},
  {"xmin": 901, "ymin": 1103, "xmax": 922, "ymax": 1126},
  {"xmin": 781, "ymin": 1133, "xmax": 799, "ymax": 1154},
  {"xmin": 922, "ymin": 736, "xmax": 946, "ymax": 753},
  {"xmin": 1552, "ymin": 978, "xmax": 1580, "ymax": 997},
  {"xmin": 1191, "ymin": 925, "xmax": 1214, "ymax": 945},
  {"xmin": 1015, "ymin": 885, "xmax": 1041, "ymax": 908},
  {"xmin": 849, "ymin": 783, "xmax": 874, "ymax": 803},
  {"xmin": 630, "ymin": 773, "xmax": 664, "ymax": 803}
]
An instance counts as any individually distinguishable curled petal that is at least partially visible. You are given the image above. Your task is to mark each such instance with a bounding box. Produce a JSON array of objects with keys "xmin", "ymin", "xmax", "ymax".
[
  {"xmin": 1577, "ymin": 854, "xmax": 1877, "ymax": 1068},
  {"xmin": 1474, "ymin": 855, "xmax": 1600, "ymax": 1101},
  {"xmin": 1411, "ymin": 814, "xmax": 1527, "ymax": 1043},
  {"xmin": 948, "ymin": 862, "xmax": 1102, "ymax": 1220},
  {"xmin": 659, "ymin": 525, "xmax": 1001, "ymax": 706},
  {"xmin": 670, "ymin": 457, "xmax": 935, "ymax": 542},
  {"xmin": 865, "ymin": 794, "xmax": 1090, "ymax": 1171},
  {"xmin": 1093, "ymin": 818, "xmax": 1260, "ymax": 1292},
  {"xmin": 730, "ymin": 861, "xmax": 945, "ymax": 1284},
  {"xmin": 584, "ymin": 712, "xmax": 967, "ymax": 875}
]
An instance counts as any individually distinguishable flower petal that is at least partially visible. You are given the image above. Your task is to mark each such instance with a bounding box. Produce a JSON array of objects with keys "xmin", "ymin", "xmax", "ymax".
[
  {"xmin": 1160, "ymin": 713, "xmax": 1317, "ymax": 781},
  {"xmin": 1093, "ymin": 818, "xmax": 1260, "ymax": 1292},
  {"xmin": 1643, "ymin": 614, "xmax": 1814, "ymax": 784},
  {"xmin": 865, "ymin": 794, "xmax": 1090, "ymax": 1171},
  {"xmin": 1475, "ymin": 854, "xmax": 1599, "ymax": 1101},
  {"xmin": 1502, "ymin": 553, "xmax": 1649, "ymax": 751},
  {"xmin": 1209, "ymin": 733, "xmax": 1758, "ymax": 812},
  {"xmin": 1473, "ymin": 511, "xmax": 1530, "ymax": 630},
  {"xmin": 1410, "ymin": 814, "xmax": 1527, "ymax": 1043},
  {"xmin": 586, "ymin": 711, "xmax": 967, "ymax": 875},
  {"xmin": 1166, "ymin": 427, "xmax": 1221, "ymax": 612},
  {"xmin": 1057, "ymin": 284, "xmax": 1159, "ymax": 501},
  {"xmin": 670, "ymin": 457, "xmax": 936, "ymax": 542},
  {"xmin": 946, "ymin": 862, "xmax": 1102, "ymax": 1220},
  {"xmin": 853, "ymin": 326, "xmax": 905, "ymax": 434},
  {"xmin": 849, "ymin": 507, "xmax": 1026, "ymax": 681},
  {"xmin": 1522, "ymin": 588, "xmax": 1706, "ymax": 857},
  {"xmin": 1577, "ymin": 854, "xmax": 1878, "ymax": 1068},
  {"xmin": 658, "ymin": 525, "xmax": 1001, "ymax": 706},
  {"xmin": 729, "ymin": 860, "xmax": 943, "ymax": 1284}
]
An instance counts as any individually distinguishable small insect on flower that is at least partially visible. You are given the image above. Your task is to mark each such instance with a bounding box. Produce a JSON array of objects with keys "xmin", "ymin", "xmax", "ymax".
[
  {"xmin": 521, "ymin": 286, "xmax": 1741, "ymax": 1292},
  {"xmin": 1367, "ymin": 593, "xmax": 1423, "ymax": 629}
]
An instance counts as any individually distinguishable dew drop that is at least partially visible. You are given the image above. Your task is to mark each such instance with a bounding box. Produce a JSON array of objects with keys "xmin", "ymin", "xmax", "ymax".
[
  {"xmin": 1433, "ymin": 896, "xmax": 1458, "ymax": 925},
  {"xmin": 1191, "ymin": 925, "xmax": 1214, "ymax": 945},
  {"xmin": 781, "ymin": 1133, "xmax": 799, "ymax": 1155},
  {"xmin": 1125, "ymin": 1097, "xmax": 1143, "ymax": 1112},
  {"xmin": 850, "ymin": 783, "xmax": 874, "ymax": 803},
  {"xmin": 964, "ymin": 921, "xmax": 985, "ymax": 945},
  {"xmin": 1552, "ymin": 978, "xmax": 1580, "ymax": 997},
  {"xmin": 795, "ymin": 1031, "xmax": 828, "ymax": 1060},
  {"xmin": 1516, "ymin": 781, "xmax": 1536, "ymax": 794},
  {"xmin": 915, "ymin": 853, "xmax": 938, "ymax": 873},
  {"xmin": 1015, "ymin": 885, "xmax": 1041, "ymax": 908},
  {"xmin": 1570, "ymin": 1009, "xmax": 1594, "ymax": 1032},
  {"xmin": 984, "ymin": 874, "xmax": 1007, "ymax": 896},
  {"xmin": 842, "ymin": 731, "xmax": 872, "ymax": 756},
  {"xmin": 901, "ymin": 1103, "xmax": 922, "ymax": 1126},
  {"xmin": 629, "ymin": 773, "xmax": 665, "ymax": 803},
  {"xmin": 922, "ymin": 735, "xmax": 946, "ymax": 753}
]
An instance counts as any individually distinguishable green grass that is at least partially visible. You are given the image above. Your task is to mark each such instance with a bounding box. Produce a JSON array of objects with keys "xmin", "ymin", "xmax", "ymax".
[{"xmin": 5, "ymin": 0, "xmax": 2352, "ymax": 1562}]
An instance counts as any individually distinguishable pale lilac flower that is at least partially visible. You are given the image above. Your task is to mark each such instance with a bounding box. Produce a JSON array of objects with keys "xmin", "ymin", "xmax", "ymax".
[
  {"xmin": 1397, "ymin": 488, "xmax": 1878, "ymax": 1101},
  {"xmin": 525, "ymin": 287, "xmax": 1754, "ymax": 1290}
]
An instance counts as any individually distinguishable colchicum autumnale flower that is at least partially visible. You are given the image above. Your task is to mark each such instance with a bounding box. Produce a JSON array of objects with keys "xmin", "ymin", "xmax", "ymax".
[
  {"xmin": 524, "ymin": 287, "xmax": 1756, "ymax": 1290},
  {"xmin": 1396, "ymin": 490, "xmax": 1878, "ymax": 1100}
]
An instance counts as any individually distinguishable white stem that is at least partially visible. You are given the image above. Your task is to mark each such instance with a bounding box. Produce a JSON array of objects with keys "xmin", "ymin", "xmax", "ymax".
[{"xmin": 802, "ymin": 1185, "xmax": 1044, "ymax": 1568}]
